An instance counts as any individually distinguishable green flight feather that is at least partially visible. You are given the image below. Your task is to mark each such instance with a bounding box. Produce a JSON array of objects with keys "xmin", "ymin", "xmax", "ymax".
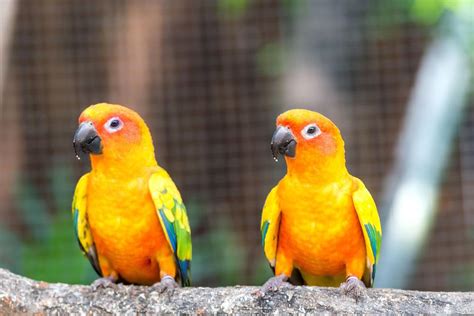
[{"xmin": 149, "ymin": 170, "xmax": 192, "ymax": 286}]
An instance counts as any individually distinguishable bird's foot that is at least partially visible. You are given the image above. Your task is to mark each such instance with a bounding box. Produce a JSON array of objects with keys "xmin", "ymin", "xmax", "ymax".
[
  {"xmin": 255, "ymin": 274, "xmax": 292, "ymax": 297},
  {"xmin": 91, "ymin": 276, "xmax": 117, "ymax": 290},
  {"xmin": 152, "ymin": 275, "xmax": 179, "ymax": 293},
  {"xmin": 339, "ymin": 276, "xmax": 366, "ymax": 301}
]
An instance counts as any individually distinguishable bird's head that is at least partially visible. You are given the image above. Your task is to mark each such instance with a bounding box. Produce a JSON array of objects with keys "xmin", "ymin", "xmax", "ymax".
[
  {"xmin": 271, "ymin": 109, "xmax": 347, "ymax": 179},
  {"xmin": 73, "ymin": 103, "xmax": 155, "ymax": 167}
]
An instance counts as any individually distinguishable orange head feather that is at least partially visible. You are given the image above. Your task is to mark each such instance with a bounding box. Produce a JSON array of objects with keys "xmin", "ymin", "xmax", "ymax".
[
  {"xmin": 74, "ymin": 103, "xmax": 156, "ymax": 172},
  {"xmin": 272, "ymin": 109, "xmax": 347, "ymax": 182}
]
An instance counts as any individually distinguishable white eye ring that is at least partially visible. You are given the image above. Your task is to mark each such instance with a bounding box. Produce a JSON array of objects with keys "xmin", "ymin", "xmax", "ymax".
[
  {"xmin": 301, "ymin": 123, "xmax": 321, "ymax": 139},
  {"xmin": 104, "ymin": 117, "xmax": 123, "ymax": 133}
]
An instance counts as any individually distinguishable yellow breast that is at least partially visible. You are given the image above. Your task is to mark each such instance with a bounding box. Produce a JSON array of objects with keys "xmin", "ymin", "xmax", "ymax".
[
  {"xmin": 87, "ymin": 172, "xmax": 171, "ymax": 284},
  {"xmin": 278, "ymin": 176, "xmax": 366, "ymax": 276}
]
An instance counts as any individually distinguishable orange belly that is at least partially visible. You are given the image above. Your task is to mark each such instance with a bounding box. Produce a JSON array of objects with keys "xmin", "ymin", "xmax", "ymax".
[
  {"xmin": 278, "ymin": 176, "xmax": 366, "ymax": 279},
  {"xmin": 87, "ymin": 176, "xmax": 173, "ymax": 285}
]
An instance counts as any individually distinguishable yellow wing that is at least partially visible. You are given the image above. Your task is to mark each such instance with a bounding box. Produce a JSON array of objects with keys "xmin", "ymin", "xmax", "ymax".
[
  {"xmin": 72, "ymin": 173, "xmax": 101, "ymax": 276},
  {"xmin": 260, "ymin": 186, "xmax": 281, "ymax": 269},
  {"xmin": 352, "ymin": 177, "xmax": 382, "ymax": 287},
  {"xmin": 149, "ymin": 168, "xmax": 192, "ymax": 286}
]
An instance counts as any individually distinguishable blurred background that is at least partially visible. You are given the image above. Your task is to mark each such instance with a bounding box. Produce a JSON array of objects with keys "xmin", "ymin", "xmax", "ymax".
[{"xmin": 0, "ymin": 0, "xmax": 473, "ymax": 291}]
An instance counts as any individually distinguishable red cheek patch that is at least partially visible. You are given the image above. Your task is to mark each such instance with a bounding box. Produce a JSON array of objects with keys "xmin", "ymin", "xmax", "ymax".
[{"xmin": 317, "ymin": 134, "xmax": 337, "ymax": 156}]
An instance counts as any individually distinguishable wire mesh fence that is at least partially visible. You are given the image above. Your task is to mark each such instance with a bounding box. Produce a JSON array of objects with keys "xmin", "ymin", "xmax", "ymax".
[{"xmin": 0, "ymin": 0, "xmax": 473, "ymax": 290}]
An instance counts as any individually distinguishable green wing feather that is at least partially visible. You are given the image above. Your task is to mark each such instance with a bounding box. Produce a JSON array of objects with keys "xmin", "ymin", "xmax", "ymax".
[
  {"xmin": 261, "ymin": 186, "xmax": 281, "ymax": 269},
  {"xmin": 352, "ymin": 177, "xmax": 382, "ymax": 287},
  {"xmin": 149, "ymin": 168, "xmax": 192, "ymax": 286},
  {"xmin": 72, "ymin": 173, "xmax": 102, "ymax": 276}
]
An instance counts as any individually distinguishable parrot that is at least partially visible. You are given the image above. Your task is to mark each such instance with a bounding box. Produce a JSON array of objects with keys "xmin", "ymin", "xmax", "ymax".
[
  {"xmin": 260, "ymin": 109, "xmax": 382, "ymax": 298},
  {"xmin": 72, "ymin": 102, "xmax": 191, "ymax": 290}
]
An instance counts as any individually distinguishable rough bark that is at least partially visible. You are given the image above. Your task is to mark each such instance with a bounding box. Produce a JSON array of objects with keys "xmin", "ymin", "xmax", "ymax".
[{"xmin": 0, "ymin": 269, "xmax": 472, "ymax": 314}]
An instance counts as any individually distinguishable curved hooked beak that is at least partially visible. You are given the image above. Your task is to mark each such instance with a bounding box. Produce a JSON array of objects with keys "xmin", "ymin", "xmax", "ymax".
[
  {"xmin": 271, "ymin": 126, "xmax": 296, "ymax": 161},
  {"xmin": 73, "ymin": 121, "xmax": 102, "ymax": 160}
]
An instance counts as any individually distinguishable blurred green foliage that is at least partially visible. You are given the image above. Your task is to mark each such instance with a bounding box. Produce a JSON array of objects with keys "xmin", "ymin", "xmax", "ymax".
[
  {"xmin": 0, "ymin": 224, "xmax": 21, "ymax": 270},
  {"xmin": 217, "ymin": 0, "xmax": 249, "ymax": 19},
  {"xmin": 373, "ymin": 0, "xmax": 473, "ymax": 28},
  {"xmin": 408, "ymin": 0, "xmax": 470, "ymax": 26},
  {"xmin": 11, "ymin": 166, "xmax": 95, "ymax": 284},
  {"xmin": 217, "ymin": 0, "xmax": 307, "ymax": 19},
  {"xmin": 21, "ymin": 209, "xmax": 96, "ymax": 284},
  {"xmin": 187, "ymin": 200, "xmax": 272, "ymax": 286},
  {"xmin": 369, "ymin": 0, "xmax": 473, "ymax": 39},
  {"xmin": 280, "ymin": 0, "xmax": 307, "ymax": 17},
  {"xmin": 450, "ymin": 263, "xmax": 474, "ymax": 291},
  {"xmin": 256, "ymin": 42, "xmax": 286, "ymax": 77}
]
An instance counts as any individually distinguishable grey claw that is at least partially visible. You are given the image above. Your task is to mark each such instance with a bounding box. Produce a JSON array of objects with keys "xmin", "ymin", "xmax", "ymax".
[
  {"xmin": 339, "ymin": 276, "xmax": 366, "ymax": 301},
  {"xmin": 260, "ymin": 274, "xmax": 291, "ymax": 294},
  {"xmin": 91, "ymin": 276, "xmax": 117, "ymax": 290},
  {"xmin": 152, "ymin": 275, "xmax": 179, "ymax": 293}
]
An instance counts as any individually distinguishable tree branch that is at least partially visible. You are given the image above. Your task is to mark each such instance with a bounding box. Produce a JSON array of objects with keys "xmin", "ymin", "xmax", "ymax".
[{"xmin": 0, "ymin": 268, "xmax": 472, "ymax": 314}]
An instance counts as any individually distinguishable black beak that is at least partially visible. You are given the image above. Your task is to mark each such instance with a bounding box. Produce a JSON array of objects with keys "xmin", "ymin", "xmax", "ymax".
[
  {"xmin": 73, "ymin": 121, "xmax": 102, "ymax": 159},
  {"xmin": 271, "ymin": 126, "xmax": 296, "ymax": 160}
]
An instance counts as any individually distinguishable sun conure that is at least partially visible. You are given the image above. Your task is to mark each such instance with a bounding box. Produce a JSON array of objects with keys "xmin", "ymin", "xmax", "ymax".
[
  {"xmin": 260, "ymin": 109, "xmax": 382, "ymax": 298},
  {"xmin": 72, "ymin": 103, "xmax": 191, "ymax": 289}
]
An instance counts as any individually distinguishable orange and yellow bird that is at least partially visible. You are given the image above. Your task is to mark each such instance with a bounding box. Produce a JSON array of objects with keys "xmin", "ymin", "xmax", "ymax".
[
  {"xmin": 72, "ymin": 103, "xmax": 191, "ymax": 289},
  {"xmin": 260, "ymin": 109, "xmax": 381, "ymax": 298}
]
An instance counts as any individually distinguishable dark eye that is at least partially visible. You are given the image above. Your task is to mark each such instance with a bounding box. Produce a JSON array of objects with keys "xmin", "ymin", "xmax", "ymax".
[
  {"xmin": 301, "ymin": 123, "xmax": 321, "ymax": 139},
  {"xmin": 110, "ymin": 119, "xmax": 120, "ymax": 128},
  {"xmin": 104, "ymin": 117, "xmax": 123, "ymax": 133},
  {"xmin": 307, "ymin": 126, "xmax": 316, "ymax": 134}
]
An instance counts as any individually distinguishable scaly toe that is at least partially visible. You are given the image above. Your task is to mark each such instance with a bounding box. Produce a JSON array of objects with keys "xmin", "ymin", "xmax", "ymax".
[
  {"xmin": 91, "ymin": 276, "xmax": 117, "ymax": 290},
  {"xmin": 339, "ymin": 276, "xmax": 366, "ymax": 300},
  {"xmin": 258, "ymin": 274, "xmax": 291, "ymax": 295},
  {"xmin": 152, "ymin": 275, "xmax": 179, "ymax": 293}
]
